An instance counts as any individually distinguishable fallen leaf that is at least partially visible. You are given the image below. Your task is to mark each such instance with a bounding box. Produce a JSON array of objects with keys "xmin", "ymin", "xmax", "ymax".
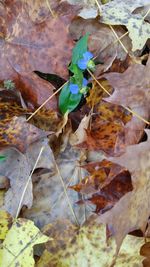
[
  {"xmin": 100, "ymin": 0, "xmax": 150, "ymax": 51},
  {"xmin": 0, "ymin": 210, "xmax": 12, "ymax": 240},
  {"xmin": 69, "ymin": 114, "xmax": 91, "ymax": 145},
  {"xmin": 23, "ymin": 144, "xmax": 90, "ymax": 228},
  {"xmin": 71, "ymin": 159, "xmax": 127, "ymax": 193},
  {"xmin": 102, "ymin": 56, "xmax": 150, "ymax": 145},
  {"xmin": 0, "ymin": 138, "xmax": 54, "ymax": 217},
  {"xmin": 140, "ymin": 242, "xmax": 150, "ymax": 267},
  {"xmin": 79, "ymin": 121, "xmax": 125, "ymax": 156},
  {"xmin": 67, "ymin": 0, "xmax": 98, "ymax": 19},
  {"xmin": 0, "ymin": 0, "xmax": 78, "ymax": 108},
  {"xmin": 0, "ymin": 218, "xmax": 49, "ymax": 267},
  {"xmin": 0, "ymin": 116, "xmax": 48, "ymax": 152},
  {"xmin": 37, "ymin": 220, "xmax": 148, "ymax": 267},
  {"xmin": 98, "ymin": 130, "xmax": 150, "ymax": 251},
  {"xmin": 14, "ymin": 72, "xmax": 57, "ymax": 110}
]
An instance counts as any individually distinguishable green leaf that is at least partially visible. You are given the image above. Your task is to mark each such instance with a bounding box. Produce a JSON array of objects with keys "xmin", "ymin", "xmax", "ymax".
[
  {"xmin": 59, "ymin": 82, "xmax": 82, "ymax": 114},
  {"xmin": 70, "ymin": 67, "xmax": 84, "ymax": 88},
  {"xmin": 0, "ymin": 218, "xmax": 49, "ymax": 267},
  {"xmin": 71, "ymin": 33, "xmax": 89, "ymax": 64},
  {"xmin": 0, "ymin": 156, "xmax": 6, "ymax": 162}
]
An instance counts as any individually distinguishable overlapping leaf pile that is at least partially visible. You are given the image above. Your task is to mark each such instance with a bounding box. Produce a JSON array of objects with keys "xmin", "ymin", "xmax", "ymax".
[{"xmin": 0, "ymin": 0, "xmax": 150, "ymax": 266}]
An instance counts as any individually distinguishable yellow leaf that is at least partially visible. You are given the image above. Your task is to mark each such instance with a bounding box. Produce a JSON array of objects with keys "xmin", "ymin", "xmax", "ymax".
[
  {"xmin": 0, "ymin": 218, "xmax": 49, "ymax": 267},
  {"xmin": 0, "ymin": 210, "xmax": 12, "ymax": 240},
  {"xmin": 37, "ymin": 222, "xmax": 149, "ymax": 267}
]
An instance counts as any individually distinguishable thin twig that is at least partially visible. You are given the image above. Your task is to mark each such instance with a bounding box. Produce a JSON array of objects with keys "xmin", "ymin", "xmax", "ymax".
[
  {"xmin": 26, "ymin": 81, "xmax": 68, "ymax": 121},
  {"xmin": 46, "ymin": 0, "xmax": 55, "ymax": 18},
  {"xmin": 55, "ymin": 163, "xmax": 80, "ymax": 226},
  {"xmin": 109, "ymin": 25, "xmax": 129, "ymax": 54},
  {"xmin": 95, "ymin": 0, "xmax": 102, "ymax": 13},
  {"xmin": 95, "ymin": 2, "xmax": 150, "ymax": 56},
  {"xmin": 88, "ymin": 69, "xmax": 150, "ymax": 125},
  {"xmin": 15, "ymin": 147, "xmax": 45, "ymax": 218},
  {"xmin": 143, "ymin": 7, "xmax": 150, "ymax": 19}
]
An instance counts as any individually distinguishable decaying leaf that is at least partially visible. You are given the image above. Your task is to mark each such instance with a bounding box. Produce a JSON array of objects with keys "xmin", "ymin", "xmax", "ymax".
[
  {"xmin": 140, "ymin": 242, "xmax": 150, "ymax": 267},
  {"xmin": 78, "ymin": 121, "xmax": 125, "ymax": 156},
  {"xmin": 100, "ymin": 0, "xmax": 150, "ymax": 51},
  {"xmin": 0, "ymin": 210, "xmax": 13, "ymax": 240},
  {"xmin": 37, "ymin": 220, "xmax": 148, "ymax": 267},
  {"xmin": 0, "ymin": 116, "xmax": 48, "ymax": 152},
  {"xmin": 71, "ymin": 159, "xmax": 133, "ymax": 214},
  {"xmin": 102, "ymin": 56, "xmax": 150, "ymax": 145},
  {"xmin": 23, "ymin": 143, "xmax": 90, "ymax": 228},
  {"xmin": 14, "ymin": 72, "xmax": 57, "ymax": 110},
  {"xmin": 0, "ymin": 0, "xmax": 78, "ymax": 108},
  {"xmin": 0, "ymin": 138, "xmax": 54, "ymax": 217},
  {"xmin": 98, "ymin": 130, "xmax": 150, "ymax": 251},
  {"xmin": 0, "ymin": 218, "xmax": 49, "ymax": 267},
  {"xmin": 67, "ymin": 0, "xmax": 98, "ymax": 19}
]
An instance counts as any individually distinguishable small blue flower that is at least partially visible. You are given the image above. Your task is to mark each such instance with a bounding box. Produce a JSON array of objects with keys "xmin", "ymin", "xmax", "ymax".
[
  {"xmin": 77, "ymin": 51, "xmax": 94, "ymax": 70},
  {"xmin": 82, "ymin": 77, "xmax": 88, "ymax": 87},
  {"xmin": 69, "ymin": 78, "xmax": 89, "ymax": 95},
  {"xmin": 69, "ymin": 83, "xmax": 79, "ymax": 94}
]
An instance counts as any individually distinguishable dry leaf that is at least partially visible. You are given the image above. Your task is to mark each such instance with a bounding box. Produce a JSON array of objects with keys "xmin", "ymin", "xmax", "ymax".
[
  {"xmin": 100, "ymin": 0, "xmax": 150, "ymax": 51},
  {"xmin": 0, "ymin": 138, "xmax": 54, "ymax": 217},
  {"xmin": 0, "ymin": 116, "xmax": 49, "ymax": 152},
  {"xmin": 98, "ymin": 130, "xmax": 150, "ymax": 251},
  {"xmin": 103, "ymin": 56, "xmax": 150, "ymax": 145},
  {"xmin": 23, "ymin": 144, "xmax": 90, "ymax": 228}
]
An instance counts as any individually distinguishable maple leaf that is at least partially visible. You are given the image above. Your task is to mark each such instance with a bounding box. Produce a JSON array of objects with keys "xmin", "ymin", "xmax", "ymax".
[
  {"xmin": 100, "ymin": 0, "xmax": 150, "ymax": 51},
  {"xmin": 0, "ymin": 0, "xmax": 78, "ymax": 107},
  {"xmin": 102, "ymin": 56, "xmax": 150, "ymax": 145},
  {"xmin": 98, "ymin": 130, "xmax": 150, "ymax": 251},
  {"xmin": 0, "ymin": 138, "xmax": 53, "ymax": 216}
]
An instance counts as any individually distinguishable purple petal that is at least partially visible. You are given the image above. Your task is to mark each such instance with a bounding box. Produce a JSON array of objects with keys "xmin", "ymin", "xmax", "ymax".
[
  {"xmin": 77, "ymin": 58, "xmax": 88, "ymax": 70},
  {"xmin": 69, "ymin": 83, "xmax": 79, "ymax": 94},
  {"xmin": 82, "ymin": 78, "xmax": 88, "ymax": 87},
  {"xmin": 83, "ymin": 51, "xmax": 93, "ymax": 61}
]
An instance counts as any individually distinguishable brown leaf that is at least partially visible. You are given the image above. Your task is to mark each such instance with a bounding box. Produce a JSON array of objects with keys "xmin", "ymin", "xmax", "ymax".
[
  {"xmin": 102, "ymin": 56, "xmax": 150, "ymax": 144},
  {"xmin": 88, "ymin": 170, "xmax": 133, "ymax": 214},
  {"xmin": 71, "ymin": 160, "xmax": 126, "ymax": 194},
  {"xmin": 0, "ymin": 116, "xmax": 49, "ymax": 152},
  {"xmin": 140, "ymin": 242, "xmax": 150, "ymax": 267},
  {"xmin": 0, "ymin": 138, "xmax": 53, "ymax": 216},
  {"xmin": 98, "ymin": 130, "xmax": 150, "ymax": 251},
  {"xmin": 0, "ymin": 1, "xmax": 78, "ymax": 108},
  {"xmin": 71, "ymin": 160, "xmax": 132, "ymax": 214},
  {"xmin": 14, "ymin": 72, "xmax": 57, "ymax": 110},
  {"xmin": 79, "ymin": 121, "xmax": 125, "ymax": 156},
  {"xmin": 23, "ymin": 144, "xmax": 90, "ymax": 228}
]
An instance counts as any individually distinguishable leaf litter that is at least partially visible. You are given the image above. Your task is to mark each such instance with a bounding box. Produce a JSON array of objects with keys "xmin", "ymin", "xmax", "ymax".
[{"xmin": 0, "ymin": 0, "xmax": 150, "ymax": 266}]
